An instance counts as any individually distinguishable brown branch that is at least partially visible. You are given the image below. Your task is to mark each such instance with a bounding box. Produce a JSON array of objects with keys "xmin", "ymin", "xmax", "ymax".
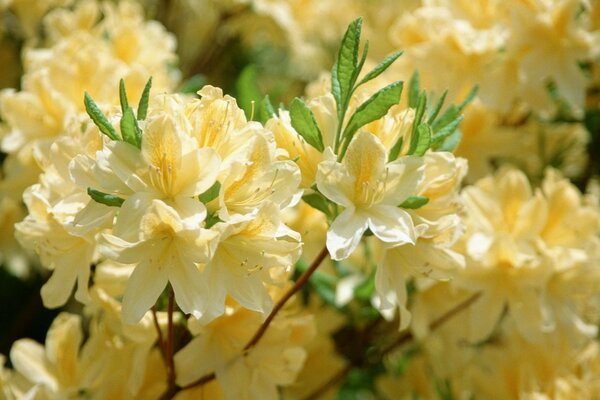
[
  {"xmin": 181, "ymin": 246, "xmax": 330, "ymax": 391},
  {"xmin": 244, "ymin": 246, "xmax": 330, "ymax": 351},
  {"xmin": 161, "ymin": 286, "xmax": 177, "ymax": 400}
]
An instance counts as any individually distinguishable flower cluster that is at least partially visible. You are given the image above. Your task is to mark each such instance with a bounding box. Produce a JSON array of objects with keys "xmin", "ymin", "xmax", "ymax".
[{"xmin": 0, "ymin": 1, "xmax": 599, "ymax": 399}]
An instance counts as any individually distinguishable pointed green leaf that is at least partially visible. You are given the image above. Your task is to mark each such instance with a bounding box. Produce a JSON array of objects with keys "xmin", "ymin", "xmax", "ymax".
[
  {"xmin": 457, "ymin": 85, "xmax": 479, "ymax": 112},
  {"xmin": 198, "ymin": 180, "xmax": 221, "ymax": 204},
  {"xmin": 236, "ymin": 64, "xmax": 262, "ymax": 120},
  {"xmin": 302, "ymin": 192, "xmax": 331, "ymax": 217},
  {"xmin": 438, "ymin": 129, "xmax": 462, "ymax": 152},
  {"xmin": 335, "ymin": 17, "xmax": 363, "ymax": 111},
  {"xmin": 432, "ymin": 104, "xmax": 459, "ymax": 131},
  {"xmin": 353, "ymin": 40, "xmax": 369, "ymax": 84},
  {"xmin": 358, "ymin": 50, "xmax": 403, "ymax": 87},
  {"xmin": 84, "ymin": 92, "xmax": 120, "ymax": 141},
  {"xmin": 400, "ymin": 195, "xmax": 429, "ymax": 209},
  {"xmin": 87, "ymin": 188, "xmax": 124, "ymax": 207},
  {"xmin": 432, "ymin": 115, "xmax": 463, "ymax": 145},
  {"xmin": 178, "ymin": 74, "xmax": 206, "ymax": 94},
  {"xmin": 137, "ymin": 77, "xmax": 152, "ymax": 121},
  {"xmin": 331, "ymin": 60, "xmax": 342, "ymax": 110},
  {"xmin": 408, "ymin": 71, "xmax": 420, "ymax": 108},
  {"xmin": 120, "ymin": 107, "xmax": 142, "ymax": 148},
  {"xmin": 119, "ymin": 79, "xmax": 129, "ymax": 114},
  {"xmin": 388, "ymin": 136, "xmax": 404, "ymax": 162},
  {"xmin": 408, "ymin": 124, "xmax": 431, "ymax": 156},
  {"xmin": 409, "ymin": 92, "xmax": 427, "ymax": 141},
  {"xmin": 427, "ymin": 90, "xmax": 448, "ymax": 124},
  {"xmin": 290, "ymin": 98, "xmax": 324, "ymax": 152},
  {"xmin": 259, "ymin": 95, "xmax": 275, "ymax": 124},
  {"xmin": 341, "ymin": 81, "xmax": 404, "ymax": 156}
]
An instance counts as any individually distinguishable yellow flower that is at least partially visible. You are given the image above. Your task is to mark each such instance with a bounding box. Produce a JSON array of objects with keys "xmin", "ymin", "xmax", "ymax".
[
  {"xmin": 201, "ymin": 202, "xmax": 302, "ymax": 320},
  {"xmin": 99, "ymin": 198, "xmax": 218, "ymax": 324},
  {"xmin": 456, "ymin": 167, "xmax": 553, "ymax": 341},
  {"xmin": 175, "ymin": 298, "xmax": 314, "ymax": 400},
  {"xmin": 316, "ymin": 131, "xmax": 425, "ymax": 260}
]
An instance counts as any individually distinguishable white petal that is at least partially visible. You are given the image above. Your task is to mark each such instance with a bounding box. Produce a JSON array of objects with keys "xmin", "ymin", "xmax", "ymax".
[
  {"xmin": 327, "ymin": 208, "xmax": 368, "ymax": 260},
  {"xmin": 381, "ymin": 156, "xmax": 425, "ymax": 205},
  {"xmin": 10, "ymin": 340, "xmax": 57, "ymax": 391},
  {"xmin": 122, "ymin": 260, "xmax": 169, "ymax": 325},
  {"xmin": 316, "ymin": 160, "xmax": 354, "ymax": 208},
  {"xmin": 40, "ymin": 262, "xmax": 79, "ymax": 308},
  {"xmin": 368, "ymin": 205, "xmax": 416, "ymax": 245},
  {"xmin": 168, "ymin": 252, "xmax": 207, "ymax": 318}
]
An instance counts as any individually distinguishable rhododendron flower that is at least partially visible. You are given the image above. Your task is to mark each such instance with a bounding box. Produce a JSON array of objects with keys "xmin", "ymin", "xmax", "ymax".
[
  {"xmin": 317, "ymin": 131, "xmax": 425, "ymax": 260},
  {"xmin": 99, "ymin": 198, "xmax": 217, "ymax": 324}
]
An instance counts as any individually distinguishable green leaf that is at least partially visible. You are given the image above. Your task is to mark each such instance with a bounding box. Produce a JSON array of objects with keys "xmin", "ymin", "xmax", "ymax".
[
  {"xmin": 259, "ymin": 95, "xmax": 275, "ymax": 124},
  {"xmin": 432, "ymin": 115, "xmax": 464, "ymax": 145},
  {"xmin": 87, "ymin": 188, "xmax": 124, "ymax": 207},
  {"xmin": 354, "ymin": 271, "xmax": 375, "ymax": 301},
  {"xmin": 120, "ymin": 107, "xmax": 142, "ymax": 148},
  {"xmin": 388, "ymin": 135, "xmax": 404, "ymax": 162},
  {"xmin": 204, "ymin": 212, "xmax": 222, "ymax": 229},
  {"xmin": 432, "ymin": 104, "xmax": 459, "ymax": 131},
  {"xmin": 289, "ymin": 97, "xmax": 324, "ymax": 152},
  {"xmin": 178, "ymin": 74, "xmax": 206, "ymax": 94},
  {"xmin": 354, "ymin": 40, "xmax": 369, "ymax": 84},
  {"xmin": 235, "ymin": 65, "xmax": 262, "ymax": 120},
  {"xmin": 84, "ymin": 92, "xmax": 120, "ymax": 141},
  {"xmin": 400, "ymin": 195, "xmax": 429, "ymax": 209},
  {"xmin": 358, "ymin": 50, "xmax": 403, "ymax": 87},
  {"xmin": 137, "ymin": 77, "xmax": 152, "ymax": 121},
  {"xmin": 341, "ymin": 81, "xmax": 404, "ymax": 156},
  {"xmin": 408, "ymin": 71, "xmax": 420, "ymax": 108},
  {"xmin": 335, "ymin": 17, "xmax": 363, "ymax": 111},
  {"xmin": 438, "ymin": 129, "xmax": 462, "ymax": 152},
  {"xmin": 409, "ymin": 92, "xmax": 427, "ymax": 143},
  {"xmin": 302, "ymin": 192, "xmax": 331, "ymax": 217},
  {"xmin": 119, "ymin": 79, "xmax": 129, "ymax": 114},
  {"xmin": 408, "ymin": 124, "xmax": 431, "ymax": 156},
  {"xmin": 457, "ymin": 85, "xmax": 479, "ymax": 112},
  {"xmin": 331, "ymin": 60, "xmax": 342, "ymax": 110},
  {"xmin": 427, "ymin": 90, "xmax": 448, "ymax": 124},
  {"xmin": 198, "ymin": 181, "xmax": 221, "ymax": 204}
]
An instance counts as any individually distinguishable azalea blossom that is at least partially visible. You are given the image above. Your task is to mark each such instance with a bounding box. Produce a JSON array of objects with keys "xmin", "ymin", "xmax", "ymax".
[{"xmin": 316, "ymin": 131, "xmax": 425, "ymax": 260}]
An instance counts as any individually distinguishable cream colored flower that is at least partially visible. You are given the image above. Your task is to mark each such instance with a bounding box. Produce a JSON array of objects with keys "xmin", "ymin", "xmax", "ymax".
[
  {"xmin": 455, "ymin": 167, "xmax": 555, "ymax": 341},
  {"xmin": 317, "ymin": 131, "xmax": 425, "ymax": 260},
  {"xmin": 99, "ymin": 198, "xmax": 217, "ymax": 324},
  {"xmin": 15, "ymin": 184, "xmax": 95, "ymax": 308},
  {"xmin": 175, "ymin": 299, "xmax": 314, "ymax": 400},
  {"xmin": 267, "ymin": 109, "xmax": 324, "ymax": 189},
  {"xmin": 376, "ymin": 152, "xmax": 467, "ymax": 329},
  {"xmin": 209, "ymin": 133, "xmax": 301, "ymax": 220},
  {"xmin": 503, "ymin": 0, "xmax": 598, "ymax": 111},
  {"xmin": 201, "ymin": 202, "xmax": 301, "ymax": 321}
]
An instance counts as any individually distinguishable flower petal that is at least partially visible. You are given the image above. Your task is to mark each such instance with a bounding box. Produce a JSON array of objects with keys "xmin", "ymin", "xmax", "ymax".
[
  {"xmin": 122, "ymin": 259, "xmax": 169, "ymax": 325},
  {"xmin": 368, "ymin": 205, "xmax": 416, "ymax": 245},
  {"xmin": 327, "ymin": 208, "xmax": 368, "ymax": 260}
]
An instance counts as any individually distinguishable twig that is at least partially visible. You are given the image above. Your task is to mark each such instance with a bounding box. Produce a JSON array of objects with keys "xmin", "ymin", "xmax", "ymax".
[
  {"xmin": 161, "ymin": 286, "xmax": 177, "ymax": 399},
  {"xmin": 181, "ymin": 246, "xmax": 330, "ymax": 390},
  {"xmin": 243, "ymin": 246, "xmax": 330, "ymax": 351}
]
